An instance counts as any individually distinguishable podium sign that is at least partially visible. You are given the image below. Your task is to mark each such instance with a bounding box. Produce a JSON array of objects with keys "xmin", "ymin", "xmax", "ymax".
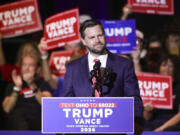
[{"xmin": 42, "ymin": 97, "xmax": 134, "ymax": 134}]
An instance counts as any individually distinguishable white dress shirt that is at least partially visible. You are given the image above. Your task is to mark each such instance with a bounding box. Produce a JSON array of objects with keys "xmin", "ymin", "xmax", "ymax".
[{"xmin": 88, "ymin": 52, "xmax": 108, "ymax": 71}]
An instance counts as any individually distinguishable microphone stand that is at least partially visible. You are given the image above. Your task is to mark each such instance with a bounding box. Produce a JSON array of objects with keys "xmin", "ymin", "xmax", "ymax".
[
  {"xmin": 90, "ymin": 69, "xmax": 101, "ymax": 97},
  {"xmin": 90, "ymin": 61, "xmax": 101, "ymax": 97}
]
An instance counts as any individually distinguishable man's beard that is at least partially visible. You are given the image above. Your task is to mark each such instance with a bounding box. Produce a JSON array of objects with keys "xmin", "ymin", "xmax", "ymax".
[{"xmin": 87, "ymin": 44, "xmax": 106, "ymax": 55}]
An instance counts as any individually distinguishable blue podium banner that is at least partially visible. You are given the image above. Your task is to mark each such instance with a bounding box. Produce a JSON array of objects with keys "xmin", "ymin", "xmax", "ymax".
[
  {"xmin": 101, "ymin": 19, "xmax": 136, "ymax": 54},
  {"xmin": 42, "ymin": 97, "xmax": 134, "ymax": 134}
]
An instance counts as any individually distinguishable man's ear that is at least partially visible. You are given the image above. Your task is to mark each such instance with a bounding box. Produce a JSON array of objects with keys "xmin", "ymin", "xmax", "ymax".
[{"xmin": 81, "ymin": 38, "xmax": 86, "ymax": 47}]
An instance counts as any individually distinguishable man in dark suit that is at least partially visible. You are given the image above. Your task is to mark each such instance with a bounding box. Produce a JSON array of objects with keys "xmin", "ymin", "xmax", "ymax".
[{"xmin": 62, "ymin": 19, "xmax": 143, "ymax": 135}]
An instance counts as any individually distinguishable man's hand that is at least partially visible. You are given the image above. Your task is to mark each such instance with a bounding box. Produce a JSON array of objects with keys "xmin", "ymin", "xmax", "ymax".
[
  {"xmin": 121, "ymin": 4, "xmax": 133, "ymax": 20},
  {"xmin": 38, "ymin": 37, "xmax": 48, "ymax": 56},
  {"xmin": 144, "ymin": 101, "xmax": 153, "ymax": 112},
  {"xmin": 122, "ymin": 5, "xmax": 132, "ymax": 16}
]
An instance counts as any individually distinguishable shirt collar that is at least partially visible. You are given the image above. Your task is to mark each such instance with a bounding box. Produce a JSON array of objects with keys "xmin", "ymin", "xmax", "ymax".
[
  {"xmin": 88, "ymin": 52, "xmax": 108, "ymax": 64},
  {"xmin": 88, "ymin": 52, "xmax": 108, "ymax": 71}
]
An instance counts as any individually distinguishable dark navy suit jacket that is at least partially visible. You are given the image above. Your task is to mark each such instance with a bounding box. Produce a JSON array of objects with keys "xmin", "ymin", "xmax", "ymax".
[{"xmin": 62, "ymin": 52, "xmax": 143, "ymax": 118}]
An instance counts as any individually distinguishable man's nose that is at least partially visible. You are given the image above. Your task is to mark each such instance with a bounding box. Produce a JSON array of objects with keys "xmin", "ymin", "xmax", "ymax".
[{"xmin": 95, "ymin": 37, "xmax": 100, "ymax": 43}]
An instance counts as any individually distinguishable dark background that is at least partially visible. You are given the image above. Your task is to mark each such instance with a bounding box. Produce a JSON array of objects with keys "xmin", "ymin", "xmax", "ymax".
[{"xmin": 0, "ymin": 0, "xmax": 180, "ymax": 63}]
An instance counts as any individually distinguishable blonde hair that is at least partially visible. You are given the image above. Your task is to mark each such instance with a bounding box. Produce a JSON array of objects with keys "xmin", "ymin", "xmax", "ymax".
[
  {"xmin": 17, "ymin": 42, "xmax": 42, "ymax": 78},
  {"xmin": 17, "ymin": 42, "xmax": 41, "ymax": 66}
]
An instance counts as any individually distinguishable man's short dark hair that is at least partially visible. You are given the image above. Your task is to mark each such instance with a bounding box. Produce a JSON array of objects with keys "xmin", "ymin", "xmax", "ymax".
[{"xmin": 80, "ymin": 19, "xmax": 105, "ymax": 39}]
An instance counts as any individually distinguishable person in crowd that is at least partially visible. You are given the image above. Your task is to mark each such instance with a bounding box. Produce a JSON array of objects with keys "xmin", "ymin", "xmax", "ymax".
[
  {"xmin": 120, "ymin": 29, "xmax": 145, "ymax": 73},
  {"xmin": 38, "ymin": 37, "xmax": 86, "ymax": 96},
  {"xmin": 141, "ymin": 36, "xmax": 165, "ymax": 73},
  {"xmin": 61, "ymin": 19, "xmax": 143, "ymax": 135},
  {"xmin": 0, "ymin": 33, "xmax": 40, "ymax": 83},
  {"xmin": 121, "ymin": 4, "xmax": 132, "ymax": 20},
  {"xmin": 2, "ymin": 42, "xmax": 52, "ymax": 130},
  {"xmin": 130, "ymin": 30, "xmax": 145, "ymax": 73},
  {"xmin": 118, "ymin": 4, "xmax": 146, "ymax": 73},
  {"xmin": 38, "ymin": 38, "xmax": 64, "ymax": 95},
  {"xmin": 143, "ymin": 54, "xmax": 180, "ymax": 131},
  {"xmin": 165, "ymin": 33, "xmax": 180, "ymax": 57}
]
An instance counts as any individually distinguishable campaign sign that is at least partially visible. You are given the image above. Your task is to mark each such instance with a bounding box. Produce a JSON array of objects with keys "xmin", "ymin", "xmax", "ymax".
[
  {"xmin": 0, "ymin": 0, "xmax": 42, "ymax": 38},
  {"xmin": 137, "ymin": 72, "xmax": 173, "ymax": 109},
  {"xmin": 101, "ymin": 19, "xmax": 136, "ymax": 54},
  {"xmin": 42, "ymin": 97, "xmax": 134, "ymax": 134},
  {"xmin": 49, "ymin": 50, "xmax": 73, "ymax": 77},
  {"xmin": 128, "ymin": 0, "xmax": 174, "ymax": 15},
  {"xmin": 44, "ymin": 8, "xmax": 80, "ymax": 50}
]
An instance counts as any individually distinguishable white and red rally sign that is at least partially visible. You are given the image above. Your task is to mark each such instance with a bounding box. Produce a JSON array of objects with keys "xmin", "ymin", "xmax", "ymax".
[
  {"xmin": 128, "ymin": 0, "xmax": 174, "ymax": 15},
  {"xmin": 49, "ymin": 50, "xmax": 73, "ymax": 77},
  {"xmin": 0, "ymin": 0, "xmax": 42, "ymax": 38},
  {"xmin": 44, "ymin": 8, "xmax": 80, "ymax": 50},
  {"xmin": 136, "ymin": 72, "xmax": 173, "ymax": 109}
]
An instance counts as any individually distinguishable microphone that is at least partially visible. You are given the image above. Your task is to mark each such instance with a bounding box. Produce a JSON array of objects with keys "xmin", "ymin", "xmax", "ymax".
[
  {"xmin": 89, "ymin": 61, "xmax": 101, "ymax": 82},
  {"xmin": 93, "ymin": 60, "xmax": 101, "ymax": 71}
]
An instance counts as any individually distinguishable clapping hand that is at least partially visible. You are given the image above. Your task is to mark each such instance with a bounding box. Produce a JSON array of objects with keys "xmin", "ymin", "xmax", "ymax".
[{"xmin": 12, "ymin": 69, "xmax": 22, "ymax": 88}]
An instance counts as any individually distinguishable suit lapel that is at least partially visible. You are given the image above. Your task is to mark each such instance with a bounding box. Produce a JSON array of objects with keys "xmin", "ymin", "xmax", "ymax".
[
  {"xmin": 100, "ymin": 52, "xmax": 113, "ymax": 96},
  {"xmin": 106, "ymin": 52, "xmax": 115, "ymax": 69},
  {"xmin": 80, "ymin": 54, "xmax": 92, "ymax": 96}
]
